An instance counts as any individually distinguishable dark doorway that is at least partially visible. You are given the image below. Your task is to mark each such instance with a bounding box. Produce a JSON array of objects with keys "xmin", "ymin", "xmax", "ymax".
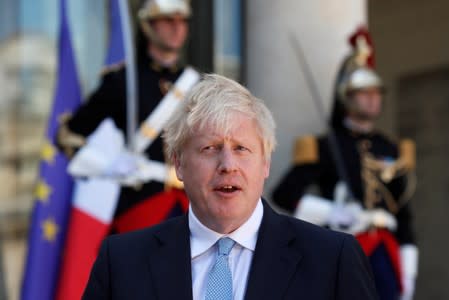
[{"xmin": 398, "ymin": 68, "xmax": 449, "ymax": 299}]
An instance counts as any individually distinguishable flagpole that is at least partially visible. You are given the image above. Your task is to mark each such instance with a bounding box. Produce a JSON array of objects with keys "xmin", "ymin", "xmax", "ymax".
[{"xmin": 118, "ymin": 0, "xmax": 138, "ymax": 152}]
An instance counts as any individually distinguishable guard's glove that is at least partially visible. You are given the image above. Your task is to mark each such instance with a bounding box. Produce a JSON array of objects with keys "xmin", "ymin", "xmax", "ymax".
[
  {"xmin": 328, "ymin": 202, "xmax": 361, "ymax": 231},
  {"xmin": 327, "ymin": 181, "xmax": 359, "ymax": 230},
  {"xmin": 66, "ymin": 118, "xmax": 181, "ymax": 187},
  {"xmin": 108, "ymin": 154, "xmax": 182, "ymax": 188},
  {"xmin": 68, "ymin": 119, "xmax": 125, "ymax": 178},
  {"xmin": 400, "ymin": 244, "xmax": 419, "ymax": 300},
  {"xmin": 114, "ymin": 155, "xmax": 162, "ymax": 187},
  {"xmin": 66, "ymin": 118, "xmax": 153, "ymax": 186},
  {"xmin": 294, "ymin": 194, "xmax": 362, "ymax": 231},
  {"xmin": 103, "ymin": 151, "xmax": 143, "ymax": 178},
  {"xmin": 70, "ymin": 145, "xmax": 152, "ymax": 186}
]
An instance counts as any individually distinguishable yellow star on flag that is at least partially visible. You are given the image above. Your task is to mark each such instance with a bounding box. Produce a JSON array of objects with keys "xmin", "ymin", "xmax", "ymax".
[
  {"xmin": 34, "ymin": 180, "xmax": 52, "ymax": 204},
  {"xmin": 42, "ymin": 218, "xmax": 59, "ymax": 242},
  {"xmin": 40, "ymin": 139, "xmax": 57, "ymax": 164}
]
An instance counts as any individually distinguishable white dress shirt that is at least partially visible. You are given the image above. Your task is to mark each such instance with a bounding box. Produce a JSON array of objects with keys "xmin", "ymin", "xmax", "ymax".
[{"xmin": 189, "ymin": 199, "xmax": 263, "ymax": 300}]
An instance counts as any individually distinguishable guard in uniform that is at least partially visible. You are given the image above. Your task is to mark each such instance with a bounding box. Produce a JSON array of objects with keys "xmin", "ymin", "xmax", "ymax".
[
  {"xmin": 57, "ymin": 0, "xmax": 195, "ymax": 233},
  {"xmin": 272, "ymin": 27, "xmax": 418, "ymax": 300}
]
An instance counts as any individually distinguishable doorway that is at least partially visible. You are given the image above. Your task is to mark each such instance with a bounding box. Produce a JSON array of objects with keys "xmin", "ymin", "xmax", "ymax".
[{"xmin": 398, "ymin": 68, "xmax": 449, "ymax": 299}]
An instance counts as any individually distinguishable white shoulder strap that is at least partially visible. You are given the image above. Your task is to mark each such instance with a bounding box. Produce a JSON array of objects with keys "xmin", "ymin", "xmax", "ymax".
[{"xmin": 134, "ymin": 67, "xmax": 200, "ymax": 153}]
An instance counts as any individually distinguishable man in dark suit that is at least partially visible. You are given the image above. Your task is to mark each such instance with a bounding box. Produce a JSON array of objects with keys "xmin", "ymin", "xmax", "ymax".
[{"xmin": 83, "ymin": 74, "xmax": 379, "ymax": 299}]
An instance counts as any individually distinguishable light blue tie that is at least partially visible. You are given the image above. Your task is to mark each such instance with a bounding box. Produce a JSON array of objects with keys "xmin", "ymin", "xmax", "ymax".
[{"xmin": 205, "ymin": 237, "xmax": 236, "ymax": 300}]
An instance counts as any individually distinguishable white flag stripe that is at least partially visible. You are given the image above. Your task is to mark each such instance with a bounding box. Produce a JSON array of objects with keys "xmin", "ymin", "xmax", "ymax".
[{"xmin": 73, "ymin": 178, "xmax": 120, "ymax": 223}]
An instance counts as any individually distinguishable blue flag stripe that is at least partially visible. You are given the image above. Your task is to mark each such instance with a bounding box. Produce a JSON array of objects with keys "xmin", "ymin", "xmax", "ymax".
[{"xmin": 105, "ymin": 0, "xmax": 125, "ymax": 66}]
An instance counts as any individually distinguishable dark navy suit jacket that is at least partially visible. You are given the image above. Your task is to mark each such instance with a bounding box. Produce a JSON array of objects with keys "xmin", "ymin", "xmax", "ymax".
[{"xmin": 82, "ymin": 201, "xmax": 379, "ymax": 299}]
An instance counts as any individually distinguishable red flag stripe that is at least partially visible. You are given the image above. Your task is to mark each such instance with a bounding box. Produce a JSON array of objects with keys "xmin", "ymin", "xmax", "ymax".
[{"xmin": 56, "ymin": 208, "xmax": 111, "ymax": 300}]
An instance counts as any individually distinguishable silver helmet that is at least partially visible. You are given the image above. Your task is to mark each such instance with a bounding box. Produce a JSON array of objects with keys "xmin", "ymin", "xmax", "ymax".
[
  {"xmin": 138, "ymin": 0, "xmax": 191, "ymax": 21},
  {"xmin": 138, "ymin": 0, "xmax": 191, "ymax": 50},
  {"xmin": 338, "ymin": 67, "xmax": 383, "ymax": 102}
]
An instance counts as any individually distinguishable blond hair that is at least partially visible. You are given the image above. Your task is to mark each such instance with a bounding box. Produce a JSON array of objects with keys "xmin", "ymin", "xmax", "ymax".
[{"xmin": 163, "ymin": 73, "xmax": 276, "ymax": 162}]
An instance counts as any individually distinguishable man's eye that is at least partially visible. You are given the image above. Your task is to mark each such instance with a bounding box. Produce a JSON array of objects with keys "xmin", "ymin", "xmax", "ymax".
[
  {"xmin": 235, "ymin": 145, "xmax": 249, "ymax": 152},
  {"xmin": 202, "ymin": 145, "xmax": 216, "ymax": 151}
]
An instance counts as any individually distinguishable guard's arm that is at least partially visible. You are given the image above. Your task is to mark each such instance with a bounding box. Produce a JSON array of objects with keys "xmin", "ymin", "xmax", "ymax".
[{"xmin": 272, "ymin": 136, "xmax": 323, "ymax": 212}]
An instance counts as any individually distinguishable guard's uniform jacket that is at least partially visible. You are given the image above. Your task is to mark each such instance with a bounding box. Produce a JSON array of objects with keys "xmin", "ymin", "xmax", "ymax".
[
  {"xmin": 57, "ymin": 54, "xmax": 188, "ymax": 232},
  {"xmin": 272, "ymin": 125, "xmax": 416, "ymax": 246}
]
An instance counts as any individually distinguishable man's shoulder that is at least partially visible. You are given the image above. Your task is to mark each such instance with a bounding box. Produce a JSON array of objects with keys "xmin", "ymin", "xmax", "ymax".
[
  {"xmin": 284, "ymin": 213, "xmax": 349, "ymax": 240},
  {"xmin": 277, "ymin": 212, "xmax": 354, "ymax": 254},
  {"xmin": 106, "ymin": 215, "xmax": 187, "ymax": 251}
]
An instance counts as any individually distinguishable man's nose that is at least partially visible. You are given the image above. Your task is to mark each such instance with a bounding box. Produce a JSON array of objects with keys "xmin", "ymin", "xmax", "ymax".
[{"xmin": 218, "ymin": 149, "xmax": 237, "ymax": 173}]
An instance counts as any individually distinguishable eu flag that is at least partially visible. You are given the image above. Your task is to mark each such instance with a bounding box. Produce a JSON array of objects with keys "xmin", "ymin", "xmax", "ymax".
[{"xmin": 21, "ymin": 0, "xmax": 82, "ymax": 299}]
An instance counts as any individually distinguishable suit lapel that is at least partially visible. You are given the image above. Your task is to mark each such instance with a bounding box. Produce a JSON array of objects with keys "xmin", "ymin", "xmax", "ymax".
[
  {"xmin": 147, "ymin": 216, "xmax": 193, "ymax": 300},
  {"xmin": 244, "ymin": 201, "xmax": 303, "ymax": 300}
]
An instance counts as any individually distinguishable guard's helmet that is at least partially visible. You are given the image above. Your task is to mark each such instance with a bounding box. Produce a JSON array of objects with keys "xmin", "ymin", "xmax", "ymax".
[
  {"xmin": 331, "ymin": 26, "xmax": 385, "ymax": 127},
  {"xmin": 138, "ymin": 0, "xmax": 191, "ymax": 47},
  {"xmin": 339, "ymin": 67, "xmax": 383, "ymax": 101},
  {"xmin": 336, "ymin": 26, "xmax": 384, "ymax": 103},
  {"xmin": 138, "ymin": 0, "xmax": 191, "ymax": 21}
]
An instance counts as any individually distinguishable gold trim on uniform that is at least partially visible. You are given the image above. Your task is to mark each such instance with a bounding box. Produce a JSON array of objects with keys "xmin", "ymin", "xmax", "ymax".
[
  {"xmin": 293, "ymin": 136, "xmax": 318, "ymax": 165},
  {"xmin": 57, "ymin": 121, "xmax": 86, "ymax": 158},
  {"xmin": 151, "ymin": 61, "xmax": 163, "ymax": 72},
  {"xmin": 140, "ymin": 124, "xmax": 158, "ymax": 139},
  {"xmin": 172, "ymin": 87, "xmax": 184, "ymax": 100},
  {"xmin": 159, "ymin": 78, "xmax": 172, "ymax": 95},
  {"xmin": 151, "ymin": 61, "xmax": 180, "ymax": 74},
  {"xmin": 165, "ymin": 165, "xmax": 184, "ymax": 190},
  {"xmin": 169, "ymin": 64, "xmax": 180, "ymax": 73},
  {"xmin": 399, "ymin": 139, "xmax": 416, "ymax": 171},
  {"xmin": 360, "ymin": 151, "xmax": 399, "ymax": 213},
  {"xmin": 100, "ymin": 61, "xmax": 125, "ymax": 76}
]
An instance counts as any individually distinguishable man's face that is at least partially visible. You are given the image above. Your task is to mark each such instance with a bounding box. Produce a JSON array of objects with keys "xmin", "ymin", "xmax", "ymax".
[
  {"xmin": 175, "ymin": 112, "xmax": 270, "ymax": 233},
  {"xmin": 348, "ymin": 87, "xmax": 383, "ymax": 120},
  {"xmin": 151, "ymin": 14, "xmax": 188, "ymax": 51}
]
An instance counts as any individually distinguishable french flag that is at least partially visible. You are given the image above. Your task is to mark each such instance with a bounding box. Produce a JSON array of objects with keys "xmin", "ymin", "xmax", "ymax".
[
  {"xmin": 55, "ymin": 0, "xmax": 126, "ymax": 298},
  {"xmin": 55, "ymin": 179, "xmax": 120, "ymax": 299}
]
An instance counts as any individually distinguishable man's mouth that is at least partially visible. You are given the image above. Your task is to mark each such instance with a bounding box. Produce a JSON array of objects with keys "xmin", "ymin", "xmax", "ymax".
[{"xmin": 214, "ymin": 185, "xmax": 241, "ymax": 193}]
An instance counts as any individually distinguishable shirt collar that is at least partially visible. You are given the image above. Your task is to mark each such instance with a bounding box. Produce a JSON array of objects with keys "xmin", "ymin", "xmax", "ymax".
[{"xmin": 189, "ymin": 199, "xmax": 264, "ymax": 259}]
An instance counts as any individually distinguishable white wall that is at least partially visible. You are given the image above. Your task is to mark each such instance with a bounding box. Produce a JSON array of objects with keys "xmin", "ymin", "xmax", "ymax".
[{"xmin": 245, "ymin": 0, "xmax": 367, "ymax": 200}]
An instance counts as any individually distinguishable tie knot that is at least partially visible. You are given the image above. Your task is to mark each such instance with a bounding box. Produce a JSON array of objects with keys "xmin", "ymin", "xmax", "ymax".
[{"xmin": 218, "ymin": 237, "xmax": 235, "ymax": 256}]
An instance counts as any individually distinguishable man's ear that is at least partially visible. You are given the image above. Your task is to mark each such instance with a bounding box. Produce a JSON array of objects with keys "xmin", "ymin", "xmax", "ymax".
[
  {"xmin": 174, "ymin": 154, "xmax": 184, "ymax": 181},
  {"xmin": 263, "ymin": 158, "xmax": 271, "ymax": 179}
]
